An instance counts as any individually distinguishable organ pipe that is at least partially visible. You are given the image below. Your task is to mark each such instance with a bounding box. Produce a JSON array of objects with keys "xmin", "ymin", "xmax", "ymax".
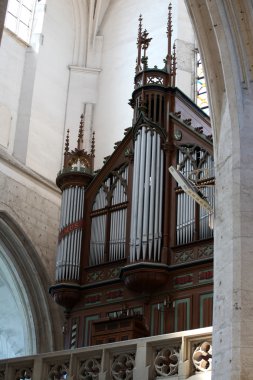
[
  {"xmin": 56, "ymin": 186, "xmax": 85, "ymax": 282},
  {"xmin": 130, "ymin": 126, "xmax": 164, "ymax": 262}
]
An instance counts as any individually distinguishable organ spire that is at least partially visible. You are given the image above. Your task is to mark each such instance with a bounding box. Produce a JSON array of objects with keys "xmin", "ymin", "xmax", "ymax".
[
  {"xmin": 166, "ymin": 3, "xmax": 173, "ymax": 72},
  {"xmin": 136, "ymin": 14, "xmax": 143, "ymax": 73},
  {"xmin": 136, "ymin": 15, "xmax": 152, "ymax": 72}
]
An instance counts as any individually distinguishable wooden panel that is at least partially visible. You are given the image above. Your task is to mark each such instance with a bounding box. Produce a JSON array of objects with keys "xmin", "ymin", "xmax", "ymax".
[
  {"xmin": 91, "ymin": 315, "xmax": 148, "ymax": 345},
  {"xmin": 200, "ymin": 293, "xmax": 213, "ymax": 327},
  {"xmin": 174, "ymin": 298, "xmax": 190, "ymax": 332},
  {"xmin": 150, "ymin": 303, "xmax": 166, "ymax": 336},
  {"xmin": 83, "ymin": 314, "xmax": 100, "ymax": 346}
]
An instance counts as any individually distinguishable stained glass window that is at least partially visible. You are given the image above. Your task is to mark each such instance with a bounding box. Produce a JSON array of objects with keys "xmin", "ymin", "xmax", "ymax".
[
  {"xmin": 196, "ymin": 50, "xmax": 209, "ymax": 115},
  {"xmin": 5, "ymin": 0, "xmax": 36, "ymax": 44}
]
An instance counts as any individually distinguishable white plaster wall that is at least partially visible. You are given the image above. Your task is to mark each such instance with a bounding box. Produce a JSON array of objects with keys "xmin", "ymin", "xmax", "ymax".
[
  {"xmin": 93, "ymin": 0, "xmax": 196, "ymax": 168},
  {"xmin": 0, "ymin": 30, "xmax": 26, "ymax": 152},
  {"xmin": 25, "ymin": 0, "xmax": 76, "ymax": 181}
]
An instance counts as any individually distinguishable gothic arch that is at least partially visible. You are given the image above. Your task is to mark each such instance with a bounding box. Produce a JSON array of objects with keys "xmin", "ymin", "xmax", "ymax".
[{"xmin": 0, "ymin": 211, "xmax": 60, "ymax": 358}]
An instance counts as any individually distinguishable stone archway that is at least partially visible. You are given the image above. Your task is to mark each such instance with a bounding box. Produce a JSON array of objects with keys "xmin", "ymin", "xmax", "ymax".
[
  {"xmin": 0, "ymin": 211, "xmax": 61, "ymax": 358},
  {"xmin": 185, "ymin": 1, "xmax": 253, "ymax": 378}
]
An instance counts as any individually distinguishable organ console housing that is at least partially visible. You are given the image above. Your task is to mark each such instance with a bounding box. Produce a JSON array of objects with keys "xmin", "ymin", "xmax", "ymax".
[{"xmin": 50, "ymin": 5, "xmax": 214, "ymax": 349}]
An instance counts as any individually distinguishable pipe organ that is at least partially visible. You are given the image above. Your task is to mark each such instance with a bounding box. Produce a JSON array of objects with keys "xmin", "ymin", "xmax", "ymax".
[{"xmin": 50, "ymin": 4, "xmax": 215, "ymax": 349}]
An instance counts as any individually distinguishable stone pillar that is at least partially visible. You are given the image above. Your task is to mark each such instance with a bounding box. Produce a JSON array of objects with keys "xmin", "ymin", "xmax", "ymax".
[
  {"xmin": 0, "ymin": 0, "xmax": 7, "ymax": 44},
  {"xmin": 185, "ymin": 0, "xmax": 253, "ymax": 378}
]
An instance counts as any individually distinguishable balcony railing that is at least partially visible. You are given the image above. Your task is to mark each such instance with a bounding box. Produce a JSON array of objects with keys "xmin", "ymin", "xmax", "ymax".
[{"xmin": 0, "ymin": 327, "xmax": 212, "ymax": 380}]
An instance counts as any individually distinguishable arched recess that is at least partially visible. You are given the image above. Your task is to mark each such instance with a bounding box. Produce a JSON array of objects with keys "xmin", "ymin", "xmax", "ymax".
[
  {"xmin": 185, "ymin": 1, "xmax": 253, "ymax": 379},
  {"xmin": 0, "ymin": 211, "xmax": 61, "ymax": 358}
]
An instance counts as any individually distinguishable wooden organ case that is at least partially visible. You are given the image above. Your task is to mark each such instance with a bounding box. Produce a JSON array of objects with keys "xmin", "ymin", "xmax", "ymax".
[{"xmin": 50, "ymin": 6, "xmax": 214, "ymax": 349}]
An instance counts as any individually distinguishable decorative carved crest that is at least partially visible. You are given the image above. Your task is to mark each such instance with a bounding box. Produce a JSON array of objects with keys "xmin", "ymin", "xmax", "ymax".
[
  {"xmin": 79, "ymin": 357, "xmax": 101, "ymax": 380},
  {"xmin": 111, "ymin": 352, "xmax": 135, "ymax": 380},
  {"xmin": 48, "ymin": 362, "xmax": 69, "ymax": 380},
  {"xmin": 63, "ymin": 114, "xmax": 95, "ymax": 174},
  {"xmin": 192, "ymin": 342, "xmax": 212, "ymax": 372},
  {"xmin": 15, "ymin": 368, "xmax": 32, "ymax": 380},
  {"xmin": 133, "ymin": 111, "xmax": 167, "ymax": 142},
  {"xmin": 154, "ymin": 346, "xmax": 180, "ymax": 377}
]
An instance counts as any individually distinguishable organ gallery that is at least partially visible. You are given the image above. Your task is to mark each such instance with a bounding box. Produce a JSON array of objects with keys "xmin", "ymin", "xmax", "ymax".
[{"xmin": 50, "ymin": 5, "xmax": 214, "ymax": 349}]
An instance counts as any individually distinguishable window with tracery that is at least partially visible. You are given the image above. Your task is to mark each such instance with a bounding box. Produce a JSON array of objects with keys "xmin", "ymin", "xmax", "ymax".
[
  {"xmin": 89, "ymin": 165, "xmax": 129, "ymax": 265},
  {"xmin": 196, "ymin": 51, "xmax": 209, "ymax": 115},
  {"xmin": 5, "ymin": 0, "xmax": 36, "ymax": 43}
]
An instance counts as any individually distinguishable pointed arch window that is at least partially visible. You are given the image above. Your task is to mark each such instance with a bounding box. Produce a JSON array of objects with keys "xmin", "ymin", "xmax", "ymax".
[
  {"xmin": 89, "ymin": 165, "xmax": 129, "ymax": 265},
  {"xmin": 196, "ymin": 50, "xmax": 209, "ymax": 115},
  {"xmin": 5, "ymin": 0, "xmax": 36, "ymax": 43}
]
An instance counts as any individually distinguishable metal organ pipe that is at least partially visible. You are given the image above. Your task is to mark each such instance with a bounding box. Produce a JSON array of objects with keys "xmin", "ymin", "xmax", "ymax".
[
  {"xmin": 154, "ymin": 135, "xmax": 161, "ymax": 261},
  {"xmin": 130, "ymin": 127, "xmax": 164, "ymax": 263},
  {"xmin": 136, "ymin": 128, "xmax": 147, "ymax": 260},
  {"xmin": 142, "ymin": 129, "xmax": 152, "ymax": 260},
  {"xmin": 158, "ymin": 147, "xmax": 164, "ymax": 260},
  {"xmin": 148, "ymin": 133, "xmax": 157, "ymax": 259},
  {"xmin": 56, "ymin": 186, "xmax": 85, "ymax": 282},
  {"xmin": 130, "ymin": 131, "xmax": 142, "ymax": 261}
]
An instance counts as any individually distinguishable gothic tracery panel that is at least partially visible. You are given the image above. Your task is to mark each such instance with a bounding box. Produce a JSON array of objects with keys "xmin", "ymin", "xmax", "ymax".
[{"xmin": 89, "ymin": 165, "xmax": 128, "ymax": 265}]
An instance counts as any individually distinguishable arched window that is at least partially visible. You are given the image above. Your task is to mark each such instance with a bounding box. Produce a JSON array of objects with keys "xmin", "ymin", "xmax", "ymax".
[
  {"xmin": 196, "ymin": 50, "xmax": 209, "ymax": 115},
  {"xmin": 5, "ymin": 0, "xmax": 36, "ymax": 43}
]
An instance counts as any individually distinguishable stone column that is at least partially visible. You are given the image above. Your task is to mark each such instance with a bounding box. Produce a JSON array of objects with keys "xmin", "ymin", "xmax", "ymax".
[{"xmin": 185, "ymin": 0, "xmax": 253, "ymax": 378}]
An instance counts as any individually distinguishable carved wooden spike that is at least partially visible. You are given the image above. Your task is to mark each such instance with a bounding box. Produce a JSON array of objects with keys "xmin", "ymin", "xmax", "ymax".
[
  {"xmin": 91, "ymin": 131, "xmax": 95, "ymax": 157},
  {"xmin": 64, "ymin": 129, "xmax": 70, "ymax": 155},
  {"xmin": 136, "ymin": 14, "xmax": 143, "ymax": 71},
  {"xmin": 166, "ymin": 3, "xmax": 173, "ymax": 70},
  {"xmin": 77, "ymin": 114, "xmax": 84, "ymax": 150},
  {"xmin": 172, "ymin": 42, "xmax": 177, "ymax": 86}
]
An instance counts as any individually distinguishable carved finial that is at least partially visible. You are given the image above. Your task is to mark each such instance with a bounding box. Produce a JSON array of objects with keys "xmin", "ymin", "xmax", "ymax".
[
  {"xmin": 64, "ymin": 129, "xmax": 70, "ymax": 155},
  {"xmin": 136, "ymin": 14, "xmax": 143, "ymax": 72},
  {"xmin": 166, "ymin": 3, "xmax": 173, "ymax": 72},
  {"xmin": 141, "ymin": 29, "xmax": 152, "ymax": 69},
  {"xmin": 172, "ymin": 42, "xmax": 177, "ymax": 86},
  {"xmin": 91, "ymin": 131, "xmax": 95, "ymax": 157},
  {"xmin": 77, "ymin": 114, "xmax": 84, "ymax": 150}
]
